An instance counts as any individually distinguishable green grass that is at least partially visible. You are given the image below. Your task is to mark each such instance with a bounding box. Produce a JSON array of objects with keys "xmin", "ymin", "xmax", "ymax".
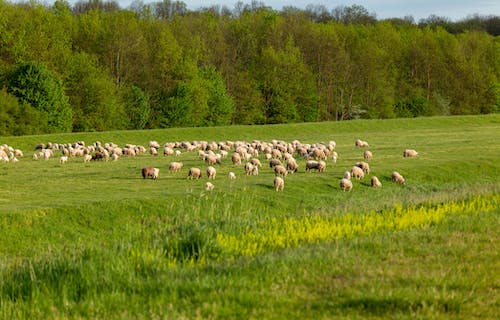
[{"xmin": 0, "ymin": 114, "xmax": 499, "ymax": 318}]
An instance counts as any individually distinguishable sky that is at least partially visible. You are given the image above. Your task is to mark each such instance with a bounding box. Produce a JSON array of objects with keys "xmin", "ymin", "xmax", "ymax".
[{"xmin": 111, "ymin": 0, "xmax": 500, "ymax": 21}]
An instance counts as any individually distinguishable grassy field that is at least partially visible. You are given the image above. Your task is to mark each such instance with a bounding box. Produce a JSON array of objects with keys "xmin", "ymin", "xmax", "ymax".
[{"xmin": 0, "ymin": 115, "xmax": 499, "ymax": 318}]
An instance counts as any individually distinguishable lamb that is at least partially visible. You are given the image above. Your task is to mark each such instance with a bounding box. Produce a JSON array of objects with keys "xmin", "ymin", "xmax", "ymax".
[
  {"xmin": 403, "ymin": 149, "xmax": 418, "ymax": 158},
  {"xmin": 371, "ymin": 176, "xmax": 382, "ymax": 188},
  {"xmin": 274, "ymin": 176, "xmax": 284, "ymax": 191},
  {"xmin": 391, "ymin": 171, "xmax": 405, "ymax": 184},
  {"xmin": 351, "ymin": 166, "xmax": 365, "ymax": 179},
  {"xmin": 169, "ymin": 162, "xmax": 183, "ymax": 173},
  {"xmin": 206, "ymin": 166, "xmax": 216, "ymax": 180},
  {"xmin": 228, "ymin": 172, "xmax": 236, "ymax": 180},
  {"xmin": 339, "ymin": 178, "xmax": 353, "ymax": 192},
  {"xmin": 205, "ymin": 182, "xmax": 215, "ymax": 191},
  {"xmin": 60, "ymin": 156, "xmax": 68, "ymax": 164},
  {"xmin": 364, "ymin": 150, "xmax": 373, "ymax": 161},
  {"xmin": 187, "ymin": 167, "xmax": 202, "ymax": 180},
  {"xmin": 274, "ymin": 164, "xmax": 288, "ymax": 177},
  {"xmin": 142, "ymin": 166, "xmax": 159, "ymax": 180}
]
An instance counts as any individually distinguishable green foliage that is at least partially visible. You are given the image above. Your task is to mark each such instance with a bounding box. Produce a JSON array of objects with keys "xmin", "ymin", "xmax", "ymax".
[
  {"xmin": 0, "ymin": 1, "xmax": 499, "ymax": 134},
  {"xmin": 7, "ymin": 62, "xmax": 73, "ymax": 133},
  {"xmin": 125, "ymin": 85, "xmax": 150, "ymax": 130}
]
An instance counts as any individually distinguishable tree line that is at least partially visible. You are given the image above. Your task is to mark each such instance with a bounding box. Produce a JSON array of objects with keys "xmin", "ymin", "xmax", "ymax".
[{"xmin": 0, "ymin": 0, "xmax": 499, "ymax": 135}]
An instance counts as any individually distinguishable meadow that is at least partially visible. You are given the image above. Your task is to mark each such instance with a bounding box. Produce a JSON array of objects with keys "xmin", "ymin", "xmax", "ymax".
[{"xmin": 0, "ymin": 115, "xmax": 499, "ymax": 319}]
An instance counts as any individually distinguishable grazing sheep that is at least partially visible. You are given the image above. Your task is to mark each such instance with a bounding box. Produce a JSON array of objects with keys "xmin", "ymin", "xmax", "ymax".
[
  {"xmin": 149, "ymin": 147, "xmax": 158, "ymax": 156},
  {"xmin": 364, "ymin": 150, "xmax": 373, "ymax": 161},
  {"xmin": 169, "ymin": 162, "xmax": 183, "ymax": 173},
  {"xmin": 250, "ymin": 158, "xmax": 262, "ymax": 167},
  {"xmin": 206, "ymin": 166, "xmax": 216, "ymax": 180},
  {"xmin": 305, "ymin": 160, "xmax": 326, "ymax": 173},
  {"xmin": 371, "ymin": 176, "xmax": 382, "ymax": 188},
  {"xmin": 60, "ymin": 156, "xmax": 68, "ymax": 164},
  {"xmin": 403, "ymin": 149, "xmax": 418, "ymax": 158},
  {"xmin": 244, "ymin": 162, "xmax": 255, "ymax": 176},
  {"xmin": 83, "ymin": 154, "xmax": 92, "ymax": 162},
  {"xmin": 111, "ymin": 153, "xmax": 119, "ymax": 161},
  {"xmin": 274, "ymin": 164, "xmax": 288, "ymax": 177},
  {"xmin": 164, "ymin": 146, "xmax": 174, "ymax": 156},
  {"xmin": 175, "ymin": 150, "xmax": 181, "ymax": 156},
  {"xmin": 351, "ymin": 166, "xmax": 365, "ymax": 179},
  {"xmin": 269, "ymin": 158, "xmax": 282, "ymax": 169},
  {"xmin": 205, "ymin": 154, "xmax": 221, "ymax": 166},
  {"xmin": 205, "ymin": 182, "xmax": 215, "ymax": 191},
  {"xmin": 344, "ymin": 171, "xmax": 351, "ymax": 180},
  {"xmin": 228, "ymin": 172, "xmax": 236, "ymax": 180},
  {"xmin": 231, "ymin": 153, "xmax": 241, "ymax": 165},
  {"xmin": 32, "ymin": 153, "xmax": 38, "ymax": 160},
  {"xmin": 355, "ymin": 161, "xmax": 370, "ymax": 174},
  {"xmin": 355, "ymin": 139, "xmax": 369, "ymax": 147},
  {"xmin": 187, "ymin": 167, "xmax": 202, "ymax": 180},
  {"xmin": 391, "ymin": 171, "xmax": 405, "ymax": 184},
  {"xmin": 142, "ymin": 166, "xmax": 159, "ymax": 180},
  {"xmin": 340, "ymin": 178, "xmax": 353, "ymax": 192},
  {"xmin": 286, "ymin": 159, "xmax": 299, "ymax": 174},
  {"xmin": 274, "ymin": 176, "xmax": 284, "ymax": 191}
]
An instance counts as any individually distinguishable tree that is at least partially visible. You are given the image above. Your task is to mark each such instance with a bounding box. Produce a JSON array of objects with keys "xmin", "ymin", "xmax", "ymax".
[
  {"xmin": 8, "ymin": 62, "xmax": 73, "ymax": 133},
  {"xmin": 125, "ymin": 85, "xmax": 150, "ymax": 130}
]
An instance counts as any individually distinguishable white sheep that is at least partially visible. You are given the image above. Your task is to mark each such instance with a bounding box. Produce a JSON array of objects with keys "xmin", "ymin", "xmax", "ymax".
[
  {"xmin": 244, "ymin": 162, "xmax": 254, "ymax": 175},
  {"xmin": 343, "ymin": 171, "xmax": 351, "ymax": 180},
  {"xmin": 403, "ymin": 149, "xmax": 418, "ymax": 158},
  {"xmin": 340, "ymin": 178, "xmax": 353, "ymax": 192},
  {"xmin": 351, "ymin": 166, "xmax": 365, "ymax": 179},
  {"xmin": 355, "ymin": 161, "xmax": 370, "ymax": 174},
  {"xmin": 355, "ymin": 139, "xmax": 369, "ymax": 147},
  {"xmin": 206, "ymin": 166, "xmax": 217, "ymax": 180},
  {"xmin": 169, "ymin": 162, "xmax": 183, "ymax": 173},
  {"xmin": 371, "ymin": 176, "xmax": 382, "ymax": 188},
  {"xmin": 274, "ymin": 176, "xmax": 284, "ymax": 191},
  {"xmin": 83, "ymin": 154, "xmax": 93, "ymax": 162},
  {"xmin": 60, "ymin": 156, "xmax": 68, "ymax": 164},
  {"xmin": 187, "ymin": 167, "xmax": 202, "ymax": 180},
  {"xmin": 391, "ymin": 171, "xmax": 405, "ymax": 184},
  {"xmin": 274, "ymin": 164, "xmax": 288, "ymax": 177},
  {"xmin": 364, "ymin": 150, "xmax": 373, "ymax": 161},
  {"xmin": 228, "ymin": 172, "xmax": 236, "ymax": 180},
  {"xmin": 205, "ymin": 182, "xmax": 215, "ymax": 191}
]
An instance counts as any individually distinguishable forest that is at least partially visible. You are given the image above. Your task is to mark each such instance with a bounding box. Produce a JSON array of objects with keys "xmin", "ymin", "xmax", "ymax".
[{"xmin": 0, "ymin": 0, "xmax": 499, "ymax": 135}]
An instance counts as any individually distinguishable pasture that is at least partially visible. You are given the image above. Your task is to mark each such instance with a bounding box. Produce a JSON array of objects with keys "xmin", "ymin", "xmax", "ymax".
[{"xmin": 0, "ymin": 115, "xmax": 499, "ymax": 318}]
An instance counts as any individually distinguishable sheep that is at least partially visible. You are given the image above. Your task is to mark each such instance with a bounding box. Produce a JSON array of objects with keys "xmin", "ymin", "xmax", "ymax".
[
  {"xmin": 351, "ymin": 166, "xmax": 365, "ymax": 179},
  {"xmin": 205, "ymin": 154, "xmax": 221, "ymax": 166},
  {"xmin": 142, "ymin": 166, "xmax": 159, "ymax": 180},
  {"xmin": 206, "ymin": 166, "xmax": 217, "ymax": 180},
  {"xmin": 231, "ymin": 152, "xmax": 242, "ymax": 165},
  {"xmin": 244, "ymin": 162, "xmax": 255, "ymax": 176},
  {"xmin": 339, "ymin": 178, "xmax": 353, "ymax": 192},
  {"xmin": 32, "ymin": 153, "xmax": 38, "ymax": 160},
  {"xmin": 250, "ymin": 158, "xmax": 262, "ymax": 168},
  {"xmin": 274, "ymin": 164, "xmax": 288, "ymax": 177},
  {"xmin": 274, "ymin": 176, "xmax": 284, "ymax": 191},
  {"xmin": 355, "ymin": 139, "xmax": 369, "ymax": 147},
  {"xmin": 228, "ymin": 172, "xmax": 236, "ymax": 180},
  {"xmin": 175, "ymin": 150, "xmax": 182, "ymax": 157},
  {"xmin": 403, "ymin": 149, "xmax": 418, "ymax": 158},
  {"xmin": 169, "ymin": 162, "xmax": 183, "ymax": 173},
  {"xmin": 391, "ymin": 171, "xmax": 406, "ymax": 184},
  {"xmin": 364, "ymin": 150, "xmax": 373, "ymax": 161},
  {"xmin": 355, "ymin": 161, "xmax": 370, "ymax": 174},
  {"xmin": 83, "ymin": 154, "xmax": 93, "ymax": 162},
  {"xmin": 164, "ymin": 146, "xmax": 174, "ymax": 156},
  {"xmin": 187, "ymin": 167, "xmax": 202, "ymax": 180},
  {"xmin": 371, "ymin": 176, "xmax": 382, "ymax": 188},
  {"xmin": 269, "ymin": 158, "xmax": 282, "ymax": 169},
  {"xmin": 149, "ymin": 147, "xmax": 158, "ymax": 156},
  {"xmin": 205, "ymin": 182, "xmax": 215, "ymax": 191},
  {"xmin": 286, "ymin": 158, "xmax": 299, "ymax": 174},
  {"xmin": 60, "ymin": 156, "xmax": 68, "ymax": 164},
  {"xmin": 343, "ymin": 171, "xmax": 351, "ymax": 180},
  {"xmin": 305, "ymin": 160, "xmax": 326, "ymax": 173}
]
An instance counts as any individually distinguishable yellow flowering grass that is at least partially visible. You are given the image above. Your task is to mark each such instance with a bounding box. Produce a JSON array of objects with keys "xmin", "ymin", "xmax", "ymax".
[{"xmin": 217, "ymin": 194, "xmax": 498, "ymax": 258}]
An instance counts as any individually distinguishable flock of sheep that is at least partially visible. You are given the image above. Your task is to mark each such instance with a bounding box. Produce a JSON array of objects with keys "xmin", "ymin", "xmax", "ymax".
[{"xmin": 0, "ymin": 137, "xmax": 419, "ymax": 193}]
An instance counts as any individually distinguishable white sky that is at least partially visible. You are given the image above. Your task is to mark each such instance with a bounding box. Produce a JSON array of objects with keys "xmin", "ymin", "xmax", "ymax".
[{"xmin": 133, "ymin": 0, "xmax": 500, "ymax": 21}]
